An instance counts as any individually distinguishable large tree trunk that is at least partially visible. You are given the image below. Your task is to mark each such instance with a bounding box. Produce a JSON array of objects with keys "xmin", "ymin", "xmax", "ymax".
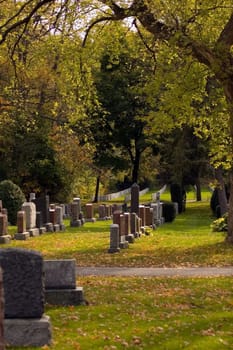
[
  {"xmin": 93, "ymin": 175, "xmax": 100, "ymax": 203},
  {"xmin": 195, "ymin": 177, "xmax": 202, "ymax": 202},
  {"xmin": 215, "ymin": 167, "xmax": 228, "ymax": 216},
  {"xmin": 132, "ymin": 149, "xmax": 141, "ymax": 184}
]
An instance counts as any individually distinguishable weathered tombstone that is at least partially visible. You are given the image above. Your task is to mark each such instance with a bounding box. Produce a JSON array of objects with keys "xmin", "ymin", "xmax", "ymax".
[
  {"xmin": 0, "ymin": 267, "xmax": 4, "ymax": 350},
  {"xmin": 85, "ymin": 204, "xmax": 96, "ymax": 222},
  {"xmin": 0, "ymin": 248, "xmax": 51, "ymax": 347},
  {"xmin": 70, "ymin": 202, "xmax": 81, "ymax": 227},
  {"xmin": 55, "ymin": 206, "xmax": 65, "ymax": 231},
  {"xmin": 21, "ymin": 202, "xmax": 39, "ymax": 237},
  {"xmin": 0, "ymin": 201, "xmax": 2, "ymax": 212},
  {"xmin": 14, "ymin": 211, "xmax": 30, "ymax": 241},
  {"xmin": 49, "ymin": 208, "xmax": 57, "ymax": 231},
  {"xmin": 130, "ymin": 183, "xmax": 139, "ymax": 215},
  {"xmin": 139, "ymin": 205, "xmax": 146, "ymax": 227},
  {"xmin": 0, "ymin": 214, "xmax": 11, "ymax": 245},
  {"xmin": 130, "ymin": 212, "xmax": 139, "ymax": 238},
  {"xmin": 124, "ymin": 213, "xmax": 134, "ymax": 243},
  {"xmin": 44, "ymin": 259, "xmax": 85, "ymax": 305},
  {"xmin": 145, "ymin": 206, "xmax": 153, "ymax": 227},
  {"xmin": 98, "ymin": 204, "xmax": 106, "ymax": 220},
  {"xmin": 32, "ymin": 194, "xmax": 50, "ymax": 225},
  {"xmin": 119, "ymin": 214, "xmax": 129, "ymax": 249},
  {"xmin": 108, "ymin": 224, "xmax": 120, "ymax": 253},
  {"xmin": 36, "ymin": 211, "xmax": 46, "ymax": 234}
]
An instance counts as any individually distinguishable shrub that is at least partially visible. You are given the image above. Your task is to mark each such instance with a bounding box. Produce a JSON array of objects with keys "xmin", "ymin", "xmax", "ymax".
[
  {"xmin": 211, "ymin": 213, "xmax": 228, "ymax": 232},
  {"xmin": 162, "ymin": 202, "xmax": 176, "ymax": 222},
  {"xmin": 0, "ymin": 180, "xmax": 26, "ymax": 225}
]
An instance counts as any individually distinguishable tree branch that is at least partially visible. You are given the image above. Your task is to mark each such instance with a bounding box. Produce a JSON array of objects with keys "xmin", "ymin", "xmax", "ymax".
[{"xmin": 217, "ymin": 11, "xmax": 233, "ymax": 48}]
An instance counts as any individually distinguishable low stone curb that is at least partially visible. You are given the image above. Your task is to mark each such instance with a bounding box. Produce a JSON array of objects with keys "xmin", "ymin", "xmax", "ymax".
[{"xmin": 77, "ymin": 266, "xmax": 233, "ymax": 277}]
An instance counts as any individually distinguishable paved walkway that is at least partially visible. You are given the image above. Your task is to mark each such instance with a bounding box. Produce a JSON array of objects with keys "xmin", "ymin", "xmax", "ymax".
[{"xmin": 77, "ymin": 266, "xmax": 233, "ymax": 277}]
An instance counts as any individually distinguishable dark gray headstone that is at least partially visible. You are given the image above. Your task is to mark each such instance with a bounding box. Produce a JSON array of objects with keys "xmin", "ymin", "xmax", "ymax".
[
  {"xmin": 0, "ymin": 248, "xmax": 44, "ymax": 318},
  {"xmin": 131, "ymin": 183, "xmax": 139, "ymax": 215},
  {"xmin": 32, "ymin": 195, "xmax": 50, "ymax": 225}
]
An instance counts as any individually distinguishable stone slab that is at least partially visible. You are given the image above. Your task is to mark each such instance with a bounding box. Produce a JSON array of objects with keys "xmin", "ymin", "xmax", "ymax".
[
  {"xmin": 45, "ymin": 287, "xmax": 85, "ymax": 306},
  {"xmin": 14, "ymin": 232, "xmax": 30, "ymax": 240},
  {"xmin": 0, "ymin": 235, "xmax": 11, "ymax": 244},
  {"xmin": 29, "ymin": 228, "xmax": 40, "ymax": 237},
  {"xmin": 44, "ymin": 259, "xmax": 76, "ymax": 289},
  {"xmin": 4, "ymin": 315, "xmax": 52, "ymax": 347}
]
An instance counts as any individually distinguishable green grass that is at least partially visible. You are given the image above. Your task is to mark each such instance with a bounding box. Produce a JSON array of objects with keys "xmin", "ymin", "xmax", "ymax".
[
  {"xmin": 5, "ymin": 201, "xmax": 233, "ymax": 267},
  {"xmin": 4, "ymin": 198, "xmax": 233, "ymax": 349},
  {"xmin": 8, "ymin": 277, "xmax": 233, "ymax": 350}
]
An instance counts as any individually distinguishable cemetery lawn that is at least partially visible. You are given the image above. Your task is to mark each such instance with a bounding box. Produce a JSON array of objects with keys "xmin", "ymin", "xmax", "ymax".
[
  {"xmin": 6, "ymin": 200, "xmax": 233, "ymax": 267},
  {"xmin": 6, "ymin": 199, "xmax": 233, "ymax": 350},
  {"xmin": 8, "ymin": 276, "xmax": 233, "ymax": 350}
]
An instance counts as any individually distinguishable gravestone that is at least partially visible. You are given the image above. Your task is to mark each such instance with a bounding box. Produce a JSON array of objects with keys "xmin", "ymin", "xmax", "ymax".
[
  {"xmin": 108, "ymin": 224, "xmax": 120, "ymax": 253},
  {"xmin": 139, "ymin": 205, "xmax": 146, "ymax": 227},
  {"xmin": 119, "ymin": 214, "xmax": 129, "ymax": 249},
  {"xmin": 55, "ymin": 206, "xmax": 65, "ymax": 231},
  {"xmin": 98, "ymin": 204, "xmax": 106, "ymax": 220},
  {"xmin": 124, "ymin": 213, "xmax": 134, "ymax": 243},
  {"xmin": 0, "ymin": 214, "xmax": 11, "ymax": 244},
  {"xmin": 0, "ymin": 201, "xmax": 2, "ymax": 212},
  {"xmin": 0, "ymin": 248, "xmax": 51, "ymax": 346},
  {"xmin": 44, "ymin": 259, "xmax": 85, "ymax": 305},
  {"xmin": 14, "ymin": 211, "xmax": 30, "ymax": 240},
  {"xmin": 21, "ymin": 202, "xmax": 39, "ymax": 237},
  {"xmin": 32, "ymin": 194, "xmax": 50, "ymax": 225},
  {"xmin": 0, "ymin": 268, "xmax": 4, "ymax": 350},
  {"xmin": 70, "ymin": 202, "xmax": 81, "ymax": 227},
  {"xmin": 130, "ymin": 183, "xmax": 139, "ymax": 215},
  {"xmin": 85, "ymin": 204, "xmax": 96, "ymax": 222}
]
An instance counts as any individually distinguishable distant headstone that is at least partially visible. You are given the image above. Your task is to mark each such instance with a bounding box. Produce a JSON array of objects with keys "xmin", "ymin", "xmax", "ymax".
[
  {"xmin": 0, "ymin": 214, "xmax": 11, "ymax": 244},
  {"xmin": 14, "ymin": 211, "xmax": 30, "ymax": 241},
  {"xmin": 108, "ymin": 224, "xmax": 120, "ymax": 253},
  {"xmin": 21, "ymin": 202, "xmax": 39, "ymax": 237},
  {"xmin": 131, "ymin": 183, "xmax": 139, "ymax": 215},
  {"xmin": 32, "ymin": 195, "xmax": 50, "ymax": 225}
]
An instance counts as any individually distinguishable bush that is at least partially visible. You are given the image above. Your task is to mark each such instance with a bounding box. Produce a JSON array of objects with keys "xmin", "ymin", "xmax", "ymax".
[
  {"xmin": 0, "ymin": 180, "xmax": 26, "ymax": 225},
  {"xmin": 211, "ymin": 213, "xmax": 228, "ymax": 232},
  {"xmin": 162, "ymin": 202, "xmax": 176, "ymax": 222}
]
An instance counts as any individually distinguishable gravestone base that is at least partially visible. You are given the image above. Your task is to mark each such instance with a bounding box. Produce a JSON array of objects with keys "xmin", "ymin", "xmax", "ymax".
[
  {"xmin": 14, "ymin": 232, "xmax": 30, "ymax": 240},
  {"xmin": 108, "ymin": 247, "xmax": 120, "ymax": 254},
  {"xmin": 97, "ymin": 217, "xmax": 107, "ymax": 221},
  {"xmin": 0, "ymin": 235, "xmax": 11, "ymax": 244},
  {"xmin": 45, "ymin": 223, "xmax": 54, "ymax": 232},
  {"xmin": 4, "ymin": 315, "xmax": 52, "ymax": 347},
  {"xmin": 126, "ymin": 234, "xmax": 135, "ymax": 243},
  {"xmin": 60, "ymin": 224, "xmax": 66, "ymax": 231},
  {"xmin": 119, "ymin": 240, "xmax": 129, "ymax": 249},
  {"xmin": 85, "ymin": 218, "xmax": 96, "ymax": 223},
  {"xmin": 53, "ymin": 224, "xmax": 60, "ymax": 232},
  {"xmin": 45, "ymin": 287, "xmax": 85, "ymax": 306},
  {"xmin": 70, "ymin": 220, "xmax": 81, "ymax": 227},
  {"xmin": 39, "ymin": 227, "xmax": 47, "ymax": 234},
  {"xmin": 29, "ymin": 228, "xmax": 40, "ymax": 237},
  {"xmin": 133, "ymin": 232, "xmax": 140, "ymax": 238}
]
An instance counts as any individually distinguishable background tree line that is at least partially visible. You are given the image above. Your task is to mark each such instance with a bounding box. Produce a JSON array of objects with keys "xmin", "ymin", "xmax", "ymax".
[{"xmin": 0, "ymin": 1, "xmax": 232, "ymax": 239}]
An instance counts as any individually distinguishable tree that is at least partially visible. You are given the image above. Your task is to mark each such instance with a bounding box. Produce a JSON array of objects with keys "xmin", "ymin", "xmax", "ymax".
[{"xmin": 93, "ymin": 29, "xmax": 156, "ymax": 184}]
